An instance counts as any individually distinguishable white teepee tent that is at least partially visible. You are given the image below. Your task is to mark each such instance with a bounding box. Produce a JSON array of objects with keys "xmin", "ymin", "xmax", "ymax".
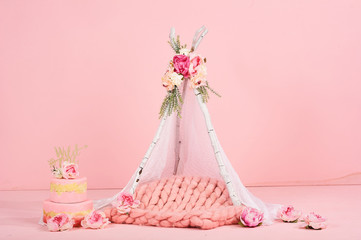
[{"xmin": 94, "ymin": 26, "xmax": 283, "ymax": 226}]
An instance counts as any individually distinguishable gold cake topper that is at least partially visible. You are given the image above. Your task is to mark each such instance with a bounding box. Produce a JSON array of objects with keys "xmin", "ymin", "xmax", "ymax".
[{"xmin": 48, "ymin": 144, "xmax": 87, "ymax": 178}]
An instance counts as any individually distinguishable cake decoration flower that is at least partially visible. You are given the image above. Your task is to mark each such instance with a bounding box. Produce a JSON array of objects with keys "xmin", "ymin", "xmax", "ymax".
[
  {"xmin": 239, "ymin": 207, "xmax": 264, "ymax": 227},
  {"xmin": 61, "ymin": 161, "xmax": 79, "ymax": 179},
  {"xmin": 51, "ymin": 166, "xmax": 63, "ymax": 179},
  {"xmin": 47, "ymin": 213, "xmax": 74, "ymax": 232},
  {"xmin": 277, "ymin": 205, "xmax": 302, "ymax": 223},
  {"xmin": 81, "ymin": 210, "xmax": 110, "ymax": 229},
  {"xmin": 112, "ymin": 192, "xmax": 140, "ymax": 214}
]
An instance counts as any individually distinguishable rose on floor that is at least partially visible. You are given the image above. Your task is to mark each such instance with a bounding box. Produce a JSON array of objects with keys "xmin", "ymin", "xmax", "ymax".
[
  {"xmin": 239, "ymin": 207, "xmax": 264, "ymax": 227},
  {"xmin": 81, "ymin": 210, "xmax": 110, "ymax": 229},
  {"xmin": 112, "ymin": 192, "xmax": 140, "ymax": 214},
  {"xmin": 47, "ymin": 213, "xmax": 74, "ymax": 232},
  {"xmin": 277, "ymin": 205, "xmax": 302, "ymax": 223},
  {"xmin": 303, "ymin": 212, "xmax": 327, "ymax": 230}
]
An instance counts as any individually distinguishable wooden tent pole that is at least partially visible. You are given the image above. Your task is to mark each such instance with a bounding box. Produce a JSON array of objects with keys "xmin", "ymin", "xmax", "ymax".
[
  {"xmin": 129, "ymin": 113, "xmax": 168, "ymax": 194},
  {"xmin": 173, "ymin": 79, "xmax": 188, "ymax": 174},
  {"xmin": 194, "ymin": 88, "xmax": 242, "ymax": 206}
]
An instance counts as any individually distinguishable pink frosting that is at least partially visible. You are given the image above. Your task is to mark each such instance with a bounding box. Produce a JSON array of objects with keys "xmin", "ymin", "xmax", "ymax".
[
  {"xmin": 43, "ymin": 199, "xmax": 93, "ymax": 213},
  {"xmin": 49, "ymin": 177, "xmax": 87, "ymax": 203},
  {"xmin": 50, "ymin": 176, "xmax": 86, "ymax": 185}
]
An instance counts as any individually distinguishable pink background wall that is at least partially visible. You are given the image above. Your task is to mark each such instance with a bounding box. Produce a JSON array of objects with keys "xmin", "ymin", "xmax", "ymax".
[{"xmin": 1, "ymin": 0, "xmax": 361, "ymax": 190}]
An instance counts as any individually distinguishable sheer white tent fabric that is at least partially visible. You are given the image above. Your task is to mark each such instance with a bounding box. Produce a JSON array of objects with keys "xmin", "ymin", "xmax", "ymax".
[{"xmin": 94, "ymin": 79, "xmax": 283, "ymax": 225}]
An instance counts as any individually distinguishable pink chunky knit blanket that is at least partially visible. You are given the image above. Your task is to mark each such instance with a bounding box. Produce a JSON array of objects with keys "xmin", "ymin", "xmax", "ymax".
[{"xmin": 104, "ymin": 176, "xmax": 246, "ymax": 229}]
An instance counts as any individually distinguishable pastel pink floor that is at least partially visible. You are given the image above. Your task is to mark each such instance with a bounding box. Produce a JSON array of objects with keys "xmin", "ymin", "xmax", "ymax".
[
  {"xmin": 105, "ymin": 176, "xmax": 245, "ymax": 229},
  {"xmin": 1, "ymin": 185, "xmax": 360, "ymax": 240}
]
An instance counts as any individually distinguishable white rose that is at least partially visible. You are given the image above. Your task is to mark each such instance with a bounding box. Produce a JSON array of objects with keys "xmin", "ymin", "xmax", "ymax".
[
  {"xmin": 179, "ymin": 48, "xmax": 190, "ymax": 56},
  {"xmin": 52, "ymin": 167, "xmax": 63, "ymax": 179},
  {"xmin": 170, "ymin": 72, "xmax": 183, "ymax": 87}
]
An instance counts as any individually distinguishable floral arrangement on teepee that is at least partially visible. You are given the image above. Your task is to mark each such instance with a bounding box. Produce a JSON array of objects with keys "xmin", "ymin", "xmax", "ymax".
[
  {"xmin": 48, "ymin": 144, "xmax": 88, "ymax": 179},
  {"xmin": 159, "ymin": 33, "xmax": 220, "ymax": 118}
]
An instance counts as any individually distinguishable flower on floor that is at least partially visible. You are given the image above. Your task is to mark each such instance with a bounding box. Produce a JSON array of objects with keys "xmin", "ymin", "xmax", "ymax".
[
  {"xmin": 47, "ymin": 213, "xmax": 74, "ymax": 232},
  {"xmin": 81, "ymin": 210, "xmax": 110, "ymax": 229},
  {"xmin": 303, "ymin": 212, "xmax": 327, "ymax": 230},
  {"xmin": 277, "ymin": 205, "xmax": 302, "ymax": 223},
  {"xmin": 239, "ymin": 207, "xmax": 264, "ymax": 227},
  {"xmin": 112, "ymin": 192, "xmax": 140, "ymax": 214},
  {"xmin": 61, "ymin": 161, "xmax": 79, "ymax": 179}
]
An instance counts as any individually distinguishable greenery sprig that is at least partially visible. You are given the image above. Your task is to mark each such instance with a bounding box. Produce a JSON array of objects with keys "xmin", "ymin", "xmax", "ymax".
[
  {"xmin": 159, "ymin": 86, "xmax": 183, "ymax": 118},
  {"xmin": 161, "ymin": 34, "xmax": 220, "ymax": 118},
  {"xmin": 168, "ymin": 35, "xmax": 187, "ymax": 54},
  {"xmin": 197, "ymin": 81, "xmax": 221, "ymax": 103}
]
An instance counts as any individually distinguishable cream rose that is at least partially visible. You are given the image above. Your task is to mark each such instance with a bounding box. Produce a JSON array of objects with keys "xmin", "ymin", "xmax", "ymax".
[
  {"xmin": 179, "ymin": 48, "xmax": 191, "ymax": 56},
  {"xmin": 81, "ymin": 210, "xmax": 110, "ymax": 229},
  {"xmin": 51, "ymin": 167, "xmax": 63, "ymax": 179},
  {"xmin": 170, "ymin": 72, "xmax": 183, "ymax": 87}
]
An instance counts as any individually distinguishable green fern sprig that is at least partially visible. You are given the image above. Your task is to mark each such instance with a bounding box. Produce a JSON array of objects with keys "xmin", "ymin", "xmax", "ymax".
[
  {"xmin": 168, "ymin": 40, "xmax": 179, "ymax": 53},
  {"xmin": 168, "ymin": 35, "xmax": 184, "ymax": 53},
  {"xmin": 205, "ymin": 81, "xmax": 221, "ymax": 98},
  {"xmin": 196, "ymin": 81, "xmax": 221, "ymax": 103},
  {"xmin": 159, "ymin": 86, "xmax": 184, "ymax": 118},
  {"xmin": 176, "ymin": 36, "xmax": 180, "ymax": 50}
]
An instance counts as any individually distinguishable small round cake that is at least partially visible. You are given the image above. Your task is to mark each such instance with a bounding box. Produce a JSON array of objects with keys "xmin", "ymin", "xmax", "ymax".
[
  {"xmin": 43, "ymin": 199, "xmax": 93, "ymax": 226},
  {"xmin": 50, "ymin": 177, "xmax": 87, "ymax": 203}
]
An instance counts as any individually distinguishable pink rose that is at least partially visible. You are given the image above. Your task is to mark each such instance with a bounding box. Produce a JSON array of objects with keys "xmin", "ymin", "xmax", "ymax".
[
  {"xmin": 114, "ymin": 204, "xmax": 132, "ymax": 214},
  {"xmin": 61, "ymin": 161, "xmax": 79, "ymax": 179},
  {"xmin": 81, "ymin": 210, "xmax": 110, "ymax": 229},
  {"xmin": 47, "ymin": 213, "xmax": 74, "ymax": 232},
  {"xmin": 117, "ymin": 192, "xmax": 139, "ymax": 206},
  {"xmin": 304, "ymin": 212, "xmax": 327, "ymax": 230},
  {"xmin": 112, "ymin": 192, "xmax": 140, "ymax": 214},
  {"xmin": 239, "ymin": 207, "xmax": 264, "ymax": 227},
  {"xmin": 277, "ymin": 205, "xmax": 302, "ymax": 222},
  {"xmin": 173, "ymin": 55, "xmax": 190, "ymax": 78},
  {"xmin": 189, "ymin": 55, "xmax": 203, "ymax": 76}
]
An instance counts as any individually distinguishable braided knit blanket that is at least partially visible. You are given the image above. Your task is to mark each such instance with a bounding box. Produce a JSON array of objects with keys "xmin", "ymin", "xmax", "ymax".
[{"xmin": 104, "ymin": 176, "xmax": 245, "ymax": 229}]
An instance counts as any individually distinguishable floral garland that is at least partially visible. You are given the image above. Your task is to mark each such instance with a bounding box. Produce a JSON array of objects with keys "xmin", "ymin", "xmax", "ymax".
[{"xmin": 159, "ymin": 36, "xmax": 220, "ymax": 118}]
